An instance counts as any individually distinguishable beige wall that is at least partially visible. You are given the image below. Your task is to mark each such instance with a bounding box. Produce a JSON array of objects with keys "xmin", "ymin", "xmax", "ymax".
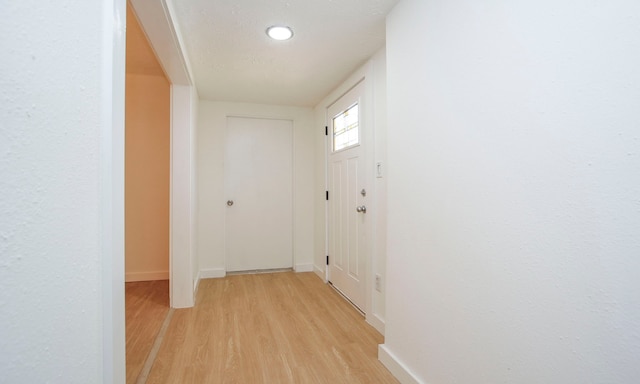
[
  {"xmin": 125, "ymin": 6, "xmax": 170, "ymax": 282},
  {"xmin": 125, "ymin": 74, "xmax": 170, "ymax": 281}
]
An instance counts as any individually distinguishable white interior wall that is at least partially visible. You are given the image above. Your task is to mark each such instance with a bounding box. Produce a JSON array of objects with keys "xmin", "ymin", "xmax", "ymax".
[
  {"xmin": 0, "ymin": 1, "xmax": 126, "ymax": 382},
  {"xmin": 313, "ymin": 49, "xmax": 388, "ymax": 333},
  {"xmin": 371, "ymin": 48, "xmax": 388, "ymax": 327},
  {"xmin": 170, "ymin": 85, "xmax": 197, "ymax": 308},
  {"xmin": 197, "ymin": 101, "xmax": 315, "ymax": 277},
  {"xmin": 381, "ymin": 1, "xmax": 640, "ymax": 383}
]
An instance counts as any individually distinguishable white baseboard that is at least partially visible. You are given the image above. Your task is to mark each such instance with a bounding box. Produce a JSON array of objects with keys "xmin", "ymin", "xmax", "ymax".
[
  {"xmin": 378, "ymin": 344, "xmax": 421, "ymax": 384},
  {"xmin": 125, "ymin": 271, "xmax": 169, "ymax": 282},
  {"xmin": 313, "ymin": 265, "xmax": 326, "ymax": 281},
  {"xmin": 366, "ymin": 313, "xmax": 385, "ymax": 336},
  {"xmin": 199, "ymin": 268, "xmax": 226, "ymax": 279},
  {"xmin": 294, "ymin": 263, "xmax": 314, "ymax": 272}
]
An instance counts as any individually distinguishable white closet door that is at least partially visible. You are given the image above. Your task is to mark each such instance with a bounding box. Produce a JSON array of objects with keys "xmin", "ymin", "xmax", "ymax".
[{"xmin": 225, "ymin": 117, "xmax": 293, "ymax": 272}]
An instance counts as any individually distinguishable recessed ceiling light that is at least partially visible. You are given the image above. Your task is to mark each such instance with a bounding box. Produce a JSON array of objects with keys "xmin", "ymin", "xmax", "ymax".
[{"xmin": 266, "ymin": 26, "xmax": 293, "ymax": 41}]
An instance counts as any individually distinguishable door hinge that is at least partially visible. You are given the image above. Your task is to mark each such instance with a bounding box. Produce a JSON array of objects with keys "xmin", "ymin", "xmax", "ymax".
[
  {"xmin": 326, "ymin": 255, "xmax": 329, "ymax": 265},
  {"xmin": 325, "ymin": 126, "xmax": 328, "ymax": 136},
  {"xmin": 326, "ymin": 190, "xmax": 329, "ymax": 201}
]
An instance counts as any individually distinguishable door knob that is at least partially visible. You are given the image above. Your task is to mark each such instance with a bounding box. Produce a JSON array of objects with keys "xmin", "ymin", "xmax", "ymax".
[
  {"xmin": 227, "ymin": 200, "xmax": 234, "ymax": 206},
  {"xmin": 356, "ymin": 205, "xmax": 367, "ymax": 213}
]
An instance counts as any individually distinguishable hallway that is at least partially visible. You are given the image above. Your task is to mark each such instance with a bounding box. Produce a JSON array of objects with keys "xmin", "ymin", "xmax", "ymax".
[{"xmin": 126, "ymin": 273, "xmax": 397, "ymax": 383}]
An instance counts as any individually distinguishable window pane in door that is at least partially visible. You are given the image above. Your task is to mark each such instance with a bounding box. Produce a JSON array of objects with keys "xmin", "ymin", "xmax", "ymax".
[{"xmin": 333, "ymin": 103, "xmax": 359, "ymax": 151}]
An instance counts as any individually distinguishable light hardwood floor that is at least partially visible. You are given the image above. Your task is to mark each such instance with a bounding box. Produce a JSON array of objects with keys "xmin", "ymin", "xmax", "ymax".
[
  {"xmin": 126, "ymin": 279, "xmax": 170, "ymax": 384},
  {"xmin": 127, "ymin": 272, "xmax": 398, "ymax": 383}
]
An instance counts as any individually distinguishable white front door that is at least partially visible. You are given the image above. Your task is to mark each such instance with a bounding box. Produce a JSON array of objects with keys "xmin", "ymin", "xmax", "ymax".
[
  {"xmin": 225, "ymin": 117, "xmax": 293, "ymax": 272},
  {"xmin": 327, "ymin": 81, "xmax": 368, "ymax": 311}
]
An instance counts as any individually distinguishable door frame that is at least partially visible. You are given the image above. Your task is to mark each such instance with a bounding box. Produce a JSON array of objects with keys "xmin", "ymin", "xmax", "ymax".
[
  {"xmin": 102, "ymin": 1, "xmax": 197, "ymax": 380},
  {"xmin": 101, "ymin": 2, "xmax": 126, "ymax": 382},
  {"xmin": 324, "ymin": 63, "xmax": 378, "ymax": 327},
  {"xmin": 129, "ymin": 0, "xmax": 197, "ymax": 309}
]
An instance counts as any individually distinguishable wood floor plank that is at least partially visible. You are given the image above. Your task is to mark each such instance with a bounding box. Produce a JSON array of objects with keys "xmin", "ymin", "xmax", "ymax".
[
  {"xmin": 145, "ymin": 272, "xmax": 398, "ymax": 383},
  {"xmin": 125, "ymin": 280, "xmax": 170, "ymax": 384}
]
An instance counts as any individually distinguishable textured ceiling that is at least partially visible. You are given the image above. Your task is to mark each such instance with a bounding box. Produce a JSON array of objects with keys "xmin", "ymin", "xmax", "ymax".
[{"xmin": 172, "ymin": 0, "xmax": 399, "ymax": 107}]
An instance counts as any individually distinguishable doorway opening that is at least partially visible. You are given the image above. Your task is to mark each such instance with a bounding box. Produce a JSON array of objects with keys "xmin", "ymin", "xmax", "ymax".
[{"xmin": 124, "ymin": 4, "xmax": 170, "ymax": 383}]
